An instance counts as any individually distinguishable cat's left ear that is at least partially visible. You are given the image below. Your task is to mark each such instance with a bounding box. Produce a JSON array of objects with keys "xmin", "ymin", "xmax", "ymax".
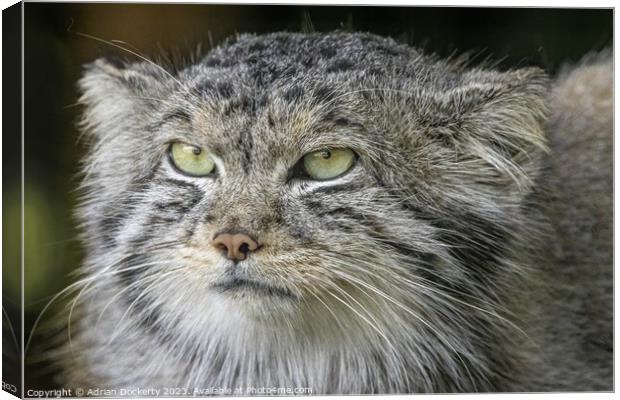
[
  {"xmin": 433, "ymin": 67, "xmax": 550, "ymax": 188},
  {"xmin": 444, "ymin": 66, "xmax": 550, "ymax": 148}
]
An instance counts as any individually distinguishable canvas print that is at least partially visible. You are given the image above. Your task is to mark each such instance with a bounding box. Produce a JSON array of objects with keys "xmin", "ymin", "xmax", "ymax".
[{"xmin": 2, "ymin": 2, "xmax": 613, "ymax": 397}]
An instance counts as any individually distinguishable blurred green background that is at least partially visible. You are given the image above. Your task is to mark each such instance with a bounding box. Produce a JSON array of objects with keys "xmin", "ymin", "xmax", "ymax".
[{"xmin": 5, "ymin": 2, "xmax": 612, "ymax": 390}]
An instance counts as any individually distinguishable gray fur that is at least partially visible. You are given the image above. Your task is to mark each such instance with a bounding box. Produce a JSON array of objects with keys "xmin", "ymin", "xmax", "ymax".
[{"xmin": 60, "ymin": 32, "xmax": 612, "ymax": 393}]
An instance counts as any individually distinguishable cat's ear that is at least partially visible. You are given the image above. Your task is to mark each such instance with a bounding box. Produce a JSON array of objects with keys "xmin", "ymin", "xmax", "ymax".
[
  {"xmin": 78, "ymin": 58, "xmax": 171, "ymax": 140},
  {"xmin": 442, "ymin": 67, "xmax": 550, "ymax": 149},
  {"xmin": 432, "ymin": 67, "xmax": 550, "ymax": 189}
]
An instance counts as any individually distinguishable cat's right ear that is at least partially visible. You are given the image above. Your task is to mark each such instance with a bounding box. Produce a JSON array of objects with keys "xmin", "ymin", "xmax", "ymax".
[{"xmin": 78, "ymin": 58, "xmax": 169, "ymax": 140}]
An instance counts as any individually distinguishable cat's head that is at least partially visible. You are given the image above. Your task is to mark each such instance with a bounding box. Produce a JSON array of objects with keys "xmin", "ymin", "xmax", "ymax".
[{"xmin": 77, "ymin": 32, "xmax": 548, "ymax": 365}]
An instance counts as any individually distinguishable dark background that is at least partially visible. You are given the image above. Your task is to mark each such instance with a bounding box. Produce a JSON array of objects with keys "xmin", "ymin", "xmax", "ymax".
[{"xmin": 7, "ymin": 2, "xmax": 613, "ymax": 390}]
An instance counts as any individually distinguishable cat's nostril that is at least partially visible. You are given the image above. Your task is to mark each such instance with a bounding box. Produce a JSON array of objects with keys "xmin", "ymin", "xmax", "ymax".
[
  {"xmin": 238, "ymin": 242, "xmax": 250, "ymax": 255},
  {"xmin": 212, "ymin": 232, "xmax": 259, "ymax": 262}
]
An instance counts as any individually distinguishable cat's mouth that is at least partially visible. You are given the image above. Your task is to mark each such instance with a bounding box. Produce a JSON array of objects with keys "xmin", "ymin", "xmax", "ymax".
[{"xmin": 211, "ymin": 277, "xmax": 296, "ymax": 299}]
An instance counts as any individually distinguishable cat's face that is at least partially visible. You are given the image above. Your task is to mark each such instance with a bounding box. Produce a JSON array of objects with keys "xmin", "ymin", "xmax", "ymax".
[{"xmin": 78, "ymin": 32, "xmax": 548, "ymax": 348}]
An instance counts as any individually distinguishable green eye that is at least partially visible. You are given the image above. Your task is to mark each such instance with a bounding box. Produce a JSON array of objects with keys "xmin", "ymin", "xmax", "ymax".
[
  {"xmin": 169, "ymin": 142, "xmax": 215, "ymax": 176},
  {"xmin": 302, "ymin": 148, "xmax": 356, "ymax": 180}
]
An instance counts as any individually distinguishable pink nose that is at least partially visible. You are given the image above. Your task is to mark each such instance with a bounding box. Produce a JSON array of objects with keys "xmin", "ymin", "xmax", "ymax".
[{"xmin": 212, "ymin": 232, "xmax": 259, "ymax": 262}]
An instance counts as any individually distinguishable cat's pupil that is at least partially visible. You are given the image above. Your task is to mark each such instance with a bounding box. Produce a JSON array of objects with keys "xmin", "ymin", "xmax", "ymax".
[
  {"xmin": 192, "ymin": 147, "xmax": 202, "ymax": 156},
  {"xmin": 321, "ymin": 150, "xmax": 331, "ymax": 159}
]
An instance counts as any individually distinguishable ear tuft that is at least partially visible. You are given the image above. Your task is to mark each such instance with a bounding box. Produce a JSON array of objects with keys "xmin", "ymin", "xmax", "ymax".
[
  {"xmin": 437, "ymin": 67, "xmax": 551, "ymax": 190},
  {"xmin": 78, "ymin": 58, "xmax": 170, "ymax": 142}
]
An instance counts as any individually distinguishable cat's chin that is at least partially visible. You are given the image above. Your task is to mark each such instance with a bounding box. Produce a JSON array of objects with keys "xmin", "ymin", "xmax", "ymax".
[
  {"xmin": 208, "ymin": 277, "xmax": 300, "ymax": 319},
  {"xmin": 211, "ymin": 277, "xmax": 296, "ymax": 299}
]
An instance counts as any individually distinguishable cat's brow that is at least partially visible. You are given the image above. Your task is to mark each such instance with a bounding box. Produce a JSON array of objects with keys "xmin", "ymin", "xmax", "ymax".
[{"xmin": 157, "ymin": 109, "xmax": 193, "ymax": 127}]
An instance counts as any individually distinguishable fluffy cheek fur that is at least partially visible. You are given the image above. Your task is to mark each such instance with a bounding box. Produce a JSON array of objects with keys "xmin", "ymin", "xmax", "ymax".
[{"xmin": 106, "ymin": 170, "xmax": 452, "ymax": 346}]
